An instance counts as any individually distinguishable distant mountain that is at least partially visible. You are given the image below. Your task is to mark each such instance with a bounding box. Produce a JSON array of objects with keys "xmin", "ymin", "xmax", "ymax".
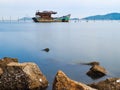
[
  {"xmin": 82, "ymin": 13, "xmax": 120, "ymax": 20},
  {"xmin": 19, "ymin": 17, "xmax": 32, "ymax": 20}
]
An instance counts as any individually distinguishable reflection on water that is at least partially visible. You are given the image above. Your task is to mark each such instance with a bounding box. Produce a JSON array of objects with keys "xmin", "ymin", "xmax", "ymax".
[{"xmin": 0, "ymin": 21, "xmax": 120, "ymax": 89}]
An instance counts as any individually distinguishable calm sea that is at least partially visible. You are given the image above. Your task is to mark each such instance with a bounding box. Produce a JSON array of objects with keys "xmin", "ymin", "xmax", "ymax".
[{"xmin": 0, "ymin": 20, "xmax": 120, "ymax": 89}]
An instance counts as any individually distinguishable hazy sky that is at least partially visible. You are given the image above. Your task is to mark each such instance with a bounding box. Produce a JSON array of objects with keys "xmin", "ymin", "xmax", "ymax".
[{"xmin": 0, "ymin": 0, "xmax": 120, "ymax": 19}]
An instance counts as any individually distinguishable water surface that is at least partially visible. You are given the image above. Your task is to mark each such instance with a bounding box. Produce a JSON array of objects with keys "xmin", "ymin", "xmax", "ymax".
[{"xmin": 0, "ymin": 20, "xmax": 120, "ymax": 89}]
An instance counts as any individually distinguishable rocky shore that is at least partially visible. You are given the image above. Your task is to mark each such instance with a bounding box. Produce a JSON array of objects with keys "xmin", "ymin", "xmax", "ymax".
[
  {"xmin": 0, "ymin": 57, "xmax": 48, "ymax": 90},
  {"xmin": 0, "ymin": 57, "xmax": 120, "ymax": 90}
]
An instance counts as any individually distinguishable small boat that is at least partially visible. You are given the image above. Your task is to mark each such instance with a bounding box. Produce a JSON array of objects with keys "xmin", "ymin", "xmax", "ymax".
[{"xmin": 32, "ymin": 11, "xmax": 71, "ymax": 22}]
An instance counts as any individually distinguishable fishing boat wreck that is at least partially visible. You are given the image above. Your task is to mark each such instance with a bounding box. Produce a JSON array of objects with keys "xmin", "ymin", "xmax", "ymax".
[{"xmin": 32, "ymin": 11, "xmax": 71, "ymax": 22}]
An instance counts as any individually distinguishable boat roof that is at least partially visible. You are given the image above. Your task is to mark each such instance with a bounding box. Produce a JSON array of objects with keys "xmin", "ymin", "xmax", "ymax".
[{"xmin": 36, "ymin": 11, "xmax": 57, "ymax": 14}]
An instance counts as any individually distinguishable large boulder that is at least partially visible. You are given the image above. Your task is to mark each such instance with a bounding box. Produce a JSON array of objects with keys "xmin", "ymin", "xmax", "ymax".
[
  {"xmin": 80, "ymin": 61, "xmax": 107, "ymax": 79},
  {"xmin": 89, "ymin": 78, "xmax": 120, "ymax": 90},
  {"xmin": 53, "ymin": 70, "xmax": 97, "ymax": 90},
  {"xmin": 0, "ymin": 57, "xmax": 48, "ymax": 90},
  {"xmin": 87, "ymin": 65, "xmax": 107, "ymax": 79}
]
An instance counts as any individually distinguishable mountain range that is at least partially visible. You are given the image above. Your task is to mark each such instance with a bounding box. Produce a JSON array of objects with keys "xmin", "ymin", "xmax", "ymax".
[{"xmin": 82, "ymin": 13, "xmax": 120, "ymax": 20}]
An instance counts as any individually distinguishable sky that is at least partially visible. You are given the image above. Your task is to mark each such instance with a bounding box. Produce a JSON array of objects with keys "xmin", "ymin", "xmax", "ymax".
[{"xmin": 0, "ymin": 0, "xmax": 120, "ymax": 19}]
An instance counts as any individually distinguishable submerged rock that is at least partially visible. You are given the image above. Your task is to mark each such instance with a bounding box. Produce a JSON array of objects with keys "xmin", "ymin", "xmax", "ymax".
[
  {"xmin": 87, "ymin": 65, "xmax": 107, "ymax": 79},
  {"xmin": 81, "ymin": 61, "xmax": 100, "ymax": 66},
  {"xmin": 42, "ymin": 48, "xmax": 50, "ymax": 52},
  {"xmin": 89, "ymin": 78, "xmax": 120, "ymax": 90},
  {"xmin": 53, "ymin": 70, "xmax": 96, "ymax": 90},
  {"xmin": 0, "ymin": 57, "xmax": 48, "ymax": 90}
]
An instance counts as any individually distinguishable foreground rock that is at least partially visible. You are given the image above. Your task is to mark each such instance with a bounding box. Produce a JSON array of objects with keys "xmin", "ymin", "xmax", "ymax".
[
  {"xmin": 82, "ymin": 61, "xmax": 107, "ymax": 79},
  {"xmin": 0, "ymin": 57, "xmax": 48, "ymax": 90},
  {"xmin": 53, "ymin": 70, "xmax": 96, "ymax": 90},
  {"xmin": 87, "ymin": 65, "xmax": 107, "ymax": 79},
  {"xmin": 89, "ymin": 78, "xmax": 120, "ymax": 90}
]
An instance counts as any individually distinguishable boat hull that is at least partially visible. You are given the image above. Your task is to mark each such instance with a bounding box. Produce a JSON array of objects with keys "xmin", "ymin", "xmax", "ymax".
[{"xmin": 32, "ymin": 14, "xmax": 71, "ymax": 22}]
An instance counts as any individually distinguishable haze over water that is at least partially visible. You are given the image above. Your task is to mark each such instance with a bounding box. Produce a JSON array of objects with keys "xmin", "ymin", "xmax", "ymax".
[{"xmin": 0, "ymin": 20, "xmax": 120, "ymax": 89}]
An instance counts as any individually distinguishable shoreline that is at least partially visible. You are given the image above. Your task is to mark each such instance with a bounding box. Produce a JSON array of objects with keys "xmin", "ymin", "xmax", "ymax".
[{"xmin": 0, "ymin": 57, "xmax": 120, "ymax": 90}]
